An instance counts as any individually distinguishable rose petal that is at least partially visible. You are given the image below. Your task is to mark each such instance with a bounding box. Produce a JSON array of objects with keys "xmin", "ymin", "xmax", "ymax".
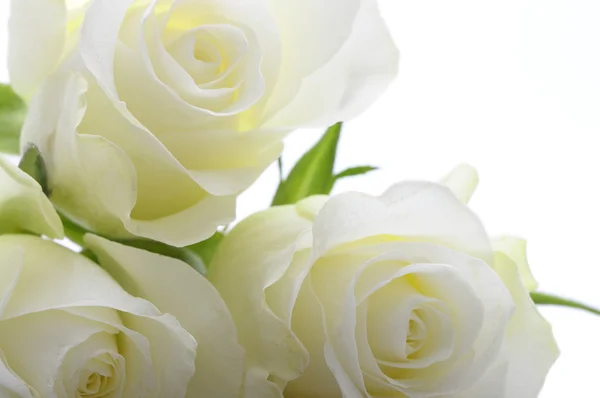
[
  {"xmin": 492, "ymin": 237, "xmax": 538, "ymax": 292},
  {"xmin": 0, "ymin": 349, "xmax": 35, "ymax": 398},
  {"xmin": 284, "ymin": 278, "xmax": 342, "ymax": 398},
  {"xmin": 20, "ymin": 71, "xmax": 137, "ymax": 239},
  {"xmin": 265, "ymin": 0, "xmax": 399, "ymax": 129},
  {"xmin": 0, "ymin": 158, "xmax": 63, "ymax": 239},
  {"xmin": 8, "ymin": 0, "xmax": 67, "ymax": 99},
  {"xmin": 442, "ymin": 164, "xmax": 479, "ymax": 205},
  {"xmin": 208, "ymin": 200, "xmax": 319, "ymax": 382},
  {"xmin": 84, "ymin": 234, "xmax": 246, "ymax": 398},
  {"xmin": 493, "ymin": 252, "xmax": 559, "ymax": 397},
  {"xmin": 312, "ymin": 182, "xmax": 493, "ymax": 264}
]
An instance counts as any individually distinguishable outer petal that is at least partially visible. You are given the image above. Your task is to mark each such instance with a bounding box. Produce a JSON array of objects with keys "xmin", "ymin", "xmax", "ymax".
[
  {"xmin": 452, "ymin": 360, "xmax": 508, "ymax": 398},
  {"xmin": 312, "ymin": 182, "xmax": 493, "ymax": 264},
  {"xmin": 442, "ymin": 164, "xmax": 479, "ymax": 205},
  {"xmin": 267, "ymin": 0, "xmax": 361, "ymax": 79},
  {"xmin": 0, "ymin": 157, "xmax": 63, "ymax": 239},
  {"xmin": 493, "ymin": 237, "xmax": 539, "ymax": 292},
  {"xmin": 284, "ymin": 279, "xmax": 342, "ymax": 398},
  {"xmin": 20, "ymin": 71, "xmax": 138, "ymax": 239},
  {"xmin": 8, "ymin": 0, "xmax": 67, "ymax": 99},
  {"xmin": 265, "ymin": 0, "xmax": 399, "ymax": 129},
  {"xmin": 84, "ymin": 234, "xmax": 246, "ymax": 398},
  {"xmin": 208, "ymin": 196, "xmax": 327, "ymax": 383},
  {"xmin": 492, "ymin": 252, "xmax": 559, "ymax": 397},
  {"xmin": 0, "ymin": 349, "xmax": 35, "ymax": 398}
]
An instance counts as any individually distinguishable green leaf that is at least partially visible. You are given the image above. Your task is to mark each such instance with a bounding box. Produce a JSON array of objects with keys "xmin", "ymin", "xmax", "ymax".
[
  {"xmin": 18, "ymin": 144, "xmax": 50, "ymax": 196},
  {"xmin": 335, "ymin": 166, "xmax": 378, "ymax": 181},
  {"xmin": 186, "ymin": 232, "xmax": 225, "ymax": 268},
  {"xmin": 531, "ymin": 292, "xmax": 600, "ymax": 317},
  {"xmin": 0, "ymin": 84, "xmax": 26, "ymax": 154},
  {"xmin": 272, "ymin": 122, "xmax": 342, "ymax": 206}
]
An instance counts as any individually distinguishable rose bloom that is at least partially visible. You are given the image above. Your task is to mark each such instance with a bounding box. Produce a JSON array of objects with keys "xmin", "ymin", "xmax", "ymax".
[
  {"xmin": 0, "ymin": 157, "xmax": 260, "ymax": 398},
  {"xmin": 10, "ymin": 0, "xmax": 399, "ymax": 246},
  {"xmin": 208, "ymin": 165, "xmax": 559, "ymax": 397}
]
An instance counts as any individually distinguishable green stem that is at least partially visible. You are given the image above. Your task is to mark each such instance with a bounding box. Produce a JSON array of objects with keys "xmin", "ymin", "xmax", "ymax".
[{"xmin": 531, "ymin": 292, "xmax": 600, "ymax": 316}]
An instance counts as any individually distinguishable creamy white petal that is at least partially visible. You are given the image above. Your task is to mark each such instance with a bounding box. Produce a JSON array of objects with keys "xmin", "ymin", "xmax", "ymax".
[
  {"xmin": 81, "ymin": 73, "xmax": 239, "ymax": 245},
  {"xmin": 20, "ymin": 71, "xmax": 137, "ymax": 239},
  {"xmin": 442, "ymin": 164, "xmax": 479, "ymax": 205},
  {"xmin": 324, "ymin": 343, "xmax": 367, "ymax": 398},
  {"xmin": 242, "ymin": 367, "xmax": 283, "ymax": 398},
  {"xmin": 312, "ymin": 182, "xmax": 493, "ymax": 263},
  {"xmin": 493, "ymin": 252, "xmax": 559, "ymax": 397},
  {"xmin": 84, "ymin": 234, "xmax": 246, "ymax": 398},
  {"xmin": 79, "ymin": 0, "xmax": 137, "ymax": 98},
  {"xmin": 8, "ymin": 0, "xmax": 67, "ymax": 99},
  {"xmin": 493, "ymin": 237, "xmax": 538, "ymax": 292},
  {"xmin": 261, "ymin": 0, "xmax": 361, "ymax": 120},
  {"xmin": 209, "ymin": 200, "xmax": 318, "ymax": 383},
  {"xmin": 160, "ymin": 129, "xmax": 284, "ymax": 196},
  {"xmin": 284, "ymin": 279, "xmax": 342, "ymax": 398},
  {"xmin": 267, "ymin": 0, "xmax": 360, "ymax": 78},
  {"xmin": 0, "ymin": 245, "xmax": 23, "ymax": 319},
  {"xmin": 0, "ymin": 349, "xmax": 35, "ymax": 398},
  {"xmin": 452, "ymin": 360, "xmax": 508, "ymax": 398},
  {"xmin": 0, "ymin": 158, "xmax": 63, "ymax": 239},
  {"xmin": 265, "ymin": 0, "xmax": 399, "ymax": 129}
]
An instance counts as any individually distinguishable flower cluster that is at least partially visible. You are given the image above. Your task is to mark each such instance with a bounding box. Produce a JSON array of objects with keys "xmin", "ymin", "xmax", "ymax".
[{"xmin": 0, "ymin": 0, "xmax": 564, "ymax": 397}]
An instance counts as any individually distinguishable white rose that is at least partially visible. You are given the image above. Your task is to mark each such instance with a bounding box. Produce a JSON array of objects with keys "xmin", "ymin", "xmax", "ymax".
[
  {"xmin": 0, "ymin": 156, "xmax": 255, "ymax": 398},
  {"xmin": 208, "ymin": 165, "xmax": 559, "ymax": 397},
  {"xmin": 12, "ymin": 0, "xmax": 399, "ymax": 246}
]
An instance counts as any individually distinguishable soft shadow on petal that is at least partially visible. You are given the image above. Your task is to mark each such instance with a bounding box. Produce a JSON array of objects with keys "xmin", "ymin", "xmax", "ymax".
[
  {"xmin": 493, "ymin": 252, "xmax": 559, "ymax": 397},
  {"xmin": 20, "ymin": 71, "xmax": 137, "ymax": 239},
  {"xmin": 492, "ymin": 237, "xmax": 538, "ymax": 292},
  {"xmin": 311, "ymin": 182, "xmax": 493, "ymax": 264},
  {"xmin": 208, "ymin": 203, "xmax": 316, "ymax": 383},
  {"xmin": 85, "ymin": 234, "xmax": 246, "ymax": 398},
  {"xmin": 264, "ymin": 0, "xmax": 399, "ymax": 129},
  {"xmin": 8, "ymin": 0, "xmax": 67, "ymax": 100},
  {"xmin": 0, "ymin": 158, "xmax": 64, "ymax": 239}
]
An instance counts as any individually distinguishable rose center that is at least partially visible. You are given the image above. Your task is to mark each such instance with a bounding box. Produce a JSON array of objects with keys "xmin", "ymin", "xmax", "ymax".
[
  {"xmin": 166, "ymin": 24, "xmax": 249, "ymax": 87},
  {"xmin": 405, "ymin": 309, "xmax": 427, "ymax": 357},
  {"xmin": 72, "ymin": 352, "xmax": 122, "ymax": 398}
]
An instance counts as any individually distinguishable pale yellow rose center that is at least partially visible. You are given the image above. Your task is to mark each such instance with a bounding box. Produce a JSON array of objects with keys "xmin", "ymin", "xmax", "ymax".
[{"xmin": 73, "ymin": 352, "xmax": 123, "ymax": 397}]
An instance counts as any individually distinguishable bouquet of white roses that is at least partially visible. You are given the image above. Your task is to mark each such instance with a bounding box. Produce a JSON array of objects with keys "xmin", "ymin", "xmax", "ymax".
[{"xmin": 0, "ymin": 1, "xmax": 597, "ymax": 397}]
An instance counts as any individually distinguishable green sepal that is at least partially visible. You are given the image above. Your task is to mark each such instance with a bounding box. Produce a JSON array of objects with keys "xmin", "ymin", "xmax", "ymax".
[{"xmin": 18, "ymin": 144, "xmax": 50, "ymax": 196}]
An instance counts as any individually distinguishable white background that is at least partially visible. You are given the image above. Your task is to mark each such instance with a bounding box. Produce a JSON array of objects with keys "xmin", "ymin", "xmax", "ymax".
[{"xmin": 1, "ymin": 0, "xmax": 599, "ymax": 396}]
